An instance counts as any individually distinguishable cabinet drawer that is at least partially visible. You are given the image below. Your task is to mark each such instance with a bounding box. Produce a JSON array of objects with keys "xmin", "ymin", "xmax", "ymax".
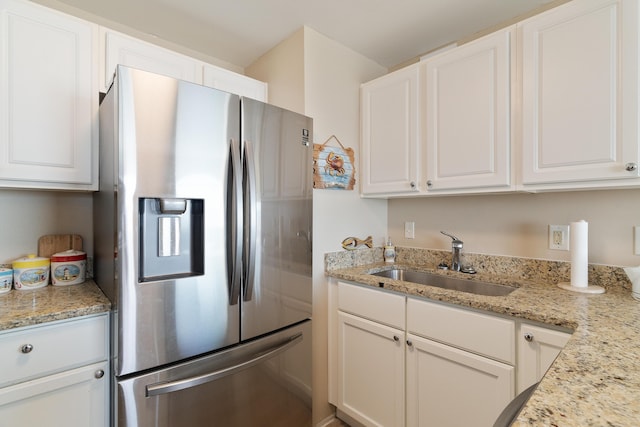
[
  {"xmin": 0, "ymin": 314, "xmax": 108, "ymax": 387},
  {"xmin": 338, "ymin": 282, "xmax": 405, "ymax": 329},
  {"xmin": 407, "ymin": 298, "xmax": 514, "ymax": 364}
]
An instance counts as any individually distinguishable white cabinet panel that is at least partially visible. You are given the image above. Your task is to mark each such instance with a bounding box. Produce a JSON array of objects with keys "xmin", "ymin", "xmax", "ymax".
[
  {"xmin": 406, "ymin": 334, "xmax": 514, "ymax": 427},
  {"xmin": 337, "ymin": 311, "xmax": 405, "ymax": 427},
  {"xmin": 0, "ymin": 0, "xmax": 97, "ymax": 190},
  {"xmin": 338, "ymin": 281, "xmax": 405, "ymax": 329},
  {"xmin": 407, "ymin": 297, "xmax": 515, "ymax": 364},
  {"xmin": 203, "ymin": 64, "xmax": 267, "ymax": 101},
  {"xmin": 517, "ymin": 323, "xmax": 571, "ymax": 394},
  {"xmin": 0, "ymin": 361, "xmax": 108, "ymax": 427},
  {"xmin": 360, "ymin": 63, "xmax": 421, "ymax": 195},
  {"xmin": 0, "ymin": 314, "xmax": 108, "ymax": 387},
  {"xmin": 425, "ymin": 27, "xmax": 513, "ymax": 192},
  {"xmin": 520, "ymin": 0, "xmax": 639, "ymax": 187},
  {"xmin": 102, "ymin": 29, "xmax": 201, "ymax": 91}
]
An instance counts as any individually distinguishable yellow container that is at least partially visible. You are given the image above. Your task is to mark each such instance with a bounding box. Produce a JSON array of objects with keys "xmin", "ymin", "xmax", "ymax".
[{"xmin": 13, "ymin": 254, "xmax": 50, "ymax": 290}]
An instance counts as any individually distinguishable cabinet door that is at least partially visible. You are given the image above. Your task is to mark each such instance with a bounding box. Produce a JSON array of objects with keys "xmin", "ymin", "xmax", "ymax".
[
  {"xmin": 361, "ymin": 63, "xmax": 421, "ymax": 195},
  {"xmin": 0, "ymin": 361, "xmax": 109, "ymax": 427},
  {"xmin": 406, "ymin": 334, "xmax": 514, "ymax": 427},
  {"xmin": 517, "ymin": 323, "xmax": 571, "ymax": 394},
  {"xmin": 337, "ymin": 311, "xmax": 405, "ymax": 427},
  {"xmin": 0, "ymin": 0, "xmax": 97, "ymax": 190},
  {"xmin": 424, "ymin": 27, "xmax": 513, "ymax": 192},
  {"xmin": 102, "ymin": 29, "xmax": 201, "ymax": 91},
  {"xmin": 520, "ymin": 0, "xmax": 639, "ymax": 187},
  {"xmin": 203, "ymin": 64, "xmax": 267, "ymax": 101}
]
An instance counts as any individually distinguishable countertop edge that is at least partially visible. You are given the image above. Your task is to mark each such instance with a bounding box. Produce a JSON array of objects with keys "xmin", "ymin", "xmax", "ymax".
[{"xmin": 0, "ymin": 280, "xmax": 111, "ymax": 332}]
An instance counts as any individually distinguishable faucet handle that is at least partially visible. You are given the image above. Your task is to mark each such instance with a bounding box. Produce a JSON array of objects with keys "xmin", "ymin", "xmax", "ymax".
[{"xmin": 440, "ymin": 231, "xmax": 463, "ymax": 245}]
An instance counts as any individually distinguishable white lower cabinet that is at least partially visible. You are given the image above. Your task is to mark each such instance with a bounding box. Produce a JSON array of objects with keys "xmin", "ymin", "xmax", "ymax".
[
  {"xmin": 406, "ymin": 334, "xmax": 513, "ymax": 427},
  {"xmin": 329, "ymin": 280, "xmax": 572, "ymax": 427},
  {"xmin": 406, "ymin": 298, "xmax": 515, "ymax": 427},
  {"xmin": 0, "ymin": 361, "xmax": 108, "ymax": 426},
  {"xmin": 516, "ymin": 322, "xmax": 571, "ymax": 394},
  {"xmin": 0, "ymin": 314, "xmax": 109, "ymax": 427},
  {"xmin": 337, "ymin": 311, "xmax": 405, "ymax": 427}
]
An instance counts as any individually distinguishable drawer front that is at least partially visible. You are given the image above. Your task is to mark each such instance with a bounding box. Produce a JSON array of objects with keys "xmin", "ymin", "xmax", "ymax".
[
  {"xmin": 338, "ymin": 281, "xmax": 405, "ymax": 329},
  {"xmin": 407, "ymin": 298, "xmax": 514, "ymax": 364},
  {"xmin": 0, "ymin": 314, "xmax": 108, "ymax": 387}
]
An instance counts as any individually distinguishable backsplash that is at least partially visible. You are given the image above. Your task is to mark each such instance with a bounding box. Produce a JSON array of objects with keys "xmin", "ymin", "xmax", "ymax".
[{"xmin": 325, "ymin": 247, "xmax": 631, "ymax": 291}]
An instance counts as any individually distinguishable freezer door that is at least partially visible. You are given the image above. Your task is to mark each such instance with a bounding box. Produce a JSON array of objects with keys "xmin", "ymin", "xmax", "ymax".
[
  {"xmin": 116, "ymin": 320, "xmax": 312, "ymax": 427},
  {"xmin": 241, "ymin": 98, "xmax": 313, "ymax": 341},
  {"xmin": 96, "ymin": 66, "xmax": 242, "ymax": 376}
]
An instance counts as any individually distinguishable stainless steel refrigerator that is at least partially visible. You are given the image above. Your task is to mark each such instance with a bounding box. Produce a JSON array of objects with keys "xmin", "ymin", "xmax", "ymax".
[{"xmin": 94, "ymin": 66, "xmax": 313, "ymax": 426}]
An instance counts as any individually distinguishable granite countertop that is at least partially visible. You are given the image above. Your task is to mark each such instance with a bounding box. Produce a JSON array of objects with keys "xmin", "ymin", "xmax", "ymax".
[
  {"xmin": 326, "ymin": 247, "xmax": 640, "ymax": 426},
  {"xmin": 0, "ymin": 280, "xmax": 111, "ymax": 331}
]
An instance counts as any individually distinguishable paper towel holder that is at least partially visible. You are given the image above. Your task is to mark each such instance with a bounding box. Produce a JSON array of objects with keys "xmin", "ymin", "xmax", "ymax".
[
  {"xmin": 557, "ymin": 220, "xmax": 605, "ymax": 294},
  {"xmin": 557, "ymin": 282, "xmax": 605, "ymax": 294}
]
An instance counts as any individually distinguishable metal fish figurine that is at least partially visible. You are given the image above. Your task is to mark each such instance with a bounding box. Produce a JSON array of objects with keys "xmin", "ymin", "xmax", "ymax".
[{"xmin": 341, "ymin": 236, "xmax": 373, "ymax": 251}]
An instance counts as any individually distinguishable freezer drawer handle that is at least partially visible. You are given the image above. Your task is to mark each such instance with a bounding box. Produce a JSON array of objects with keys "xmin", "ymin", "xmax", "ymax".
[{"xmin": 145, "ymin": 333, "xmax": 303, "ymax": 397}]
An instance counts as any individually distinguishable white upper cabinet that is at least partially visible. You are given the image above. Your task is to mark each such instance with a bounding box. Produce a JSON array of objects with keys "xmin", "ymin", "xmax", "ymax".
[
  {"xmin": 203, "ymin": 64, "xmax": 267, "ymax": 102},
  {"xmin": 424, "ymin": 27, "xmax": 514, "ymax": 193},
  {"xmin": 360, "ymin": 0, "xmax": 640, "ymax": 197},
  {"xmin": 0, "ymin": 0, "xmax": 98, "ymax": 190},
  {"xmin": 101, "ymin": 29, "xmax": 202, "ymax": 91},
  {"xmin": 519, "ymin": 0, "xmax": 639, "ymax": 189},
  {"xmin": 360, "ymin": 63, "xmax": 421, "ymax": 196}
]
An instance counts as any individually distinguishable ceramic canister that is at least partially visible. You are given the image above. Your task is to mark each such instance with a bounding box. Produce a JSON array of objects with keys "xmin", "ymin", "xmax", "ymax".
[
  {"xmin": 51, "ymin": 249, "xmax": 86, "ymax": 286},
  {"xmin": 13, "ymin": 255, "xmax": 50, "ymax": 290},
  {"xmin": 0, "ymin": 268, "xmax": 12, "ymax": 294}
]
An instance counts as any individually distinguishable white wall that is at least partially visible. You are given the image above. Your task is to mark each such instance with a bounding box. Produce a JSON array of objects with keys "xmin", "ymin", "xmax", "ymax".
[
  {"xmin": 248, "ymin": 26, "xmax": 388, "ymax": 425},
  {"xmin": 0, "ymin": 190, "xmax": 93, "ymax": 263},
  {"xmin": 304, "ymin": 28, "xmax": 388, "ymax": 424},
  {"xmin": 389, "ymin": 188, "xmax": 640, "ymax": 267}
]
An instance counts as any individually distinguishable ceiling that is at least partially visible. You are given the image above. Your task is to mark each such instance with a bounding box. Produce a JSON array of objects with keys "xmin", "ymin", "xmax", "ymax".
[{"xmin": 52, "ymin": 0, "xmax": 561, "ymax": 69}]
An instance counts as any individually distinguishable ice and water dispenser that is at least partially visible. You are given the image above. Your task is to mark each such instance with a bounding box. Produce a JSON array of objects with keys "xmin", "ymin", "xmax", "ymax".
[{"xmin": 139, "ymin": 198, "xmax": 204, "ymax": 281}]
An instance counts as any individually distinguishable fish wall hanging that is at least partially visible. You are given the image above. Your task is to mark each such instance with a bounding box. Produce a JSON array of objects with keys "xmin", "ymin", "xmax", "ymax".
[
  {"xmin": 341, "ymin": 236, "xmax": 373, "ymax": 251},
  {"xmin": 313, "ymin": 135, "xmax": 356, "ymax": 190}
]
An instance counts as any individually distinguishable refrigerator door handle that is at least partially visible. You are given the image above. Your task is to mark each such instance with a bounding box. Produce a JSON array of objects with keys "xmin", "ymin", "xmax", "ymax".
[
  {"xmin": 228, "ymin": 138, "xmax": 243, "ymax": 305},
  {"xmin": 145, "ymin": 333, "xmax": 303, "ymax": 397},
  {"xmin": 243, "ymin": 139, "xmax": 257, "ymax": 301}
]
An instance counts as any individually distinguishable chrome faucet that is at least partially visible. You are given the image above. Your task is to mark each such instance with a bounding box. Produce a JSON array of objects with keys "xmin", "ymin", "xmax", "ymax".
[{"xmin": 440, "ymin": 231, "xmax": 464, "ymax": 272}]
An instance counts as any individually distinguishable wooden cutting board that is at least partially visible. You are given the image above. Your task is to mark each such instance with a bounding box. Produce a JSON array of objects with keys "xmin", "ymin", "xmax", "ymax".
[{"xmin": 38, "ymin": 234, "xmax": 83, "ymax": 258}]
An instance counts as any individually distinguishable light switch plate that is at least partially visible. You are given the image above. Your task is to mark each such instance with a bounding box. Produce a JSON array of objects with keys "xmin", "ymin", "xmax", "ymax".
[{"xmin": 404, "ymin": 221, "xmax": 415, "ymax": 239}]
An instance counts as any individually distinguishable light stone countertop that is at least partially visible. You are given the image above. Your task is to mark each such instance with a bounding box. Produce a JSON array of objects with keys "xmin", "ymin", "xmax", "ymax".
[
  {"xmin": 0, "ymin": 280, "xmax": 111, "ymax": 331},
  {"xmin": 326, "ymin": 247, "xmax": 640, "ymax": 426}
]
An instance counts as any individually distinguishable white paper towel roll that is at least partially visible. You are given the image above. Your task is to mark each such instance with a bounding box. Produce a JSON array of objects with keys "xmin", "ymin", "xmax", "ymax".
[
  {"xmin": 558, "ymin": 220, "xmax": 604, "ymax": 294},
  {"xmin": 570, "ymin": 220, "xmax": 589, "ymax": 288}
]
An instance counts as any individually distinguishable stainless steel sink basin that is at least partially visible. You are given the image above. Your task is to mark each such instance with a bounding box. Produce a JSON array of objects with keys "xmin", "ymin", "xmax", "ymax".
[{"xmin": 369, "ymin": 268, "xmax": 517, "ymax": 296}]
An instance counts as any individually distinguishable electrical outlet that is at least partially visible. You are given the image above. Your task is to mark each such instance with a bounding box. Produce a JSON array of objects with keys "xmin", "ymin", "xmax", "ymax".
[
  {"xmin": 404, "ymin": 221, "xmax": 415, "ymax": 239},
  {"xmin": 549, "ymin": 225, "xmax": 569, "ymax": 250},
  {"xmin": 634, "ymin": 226, "xmax": 640, "ymax": 255}
]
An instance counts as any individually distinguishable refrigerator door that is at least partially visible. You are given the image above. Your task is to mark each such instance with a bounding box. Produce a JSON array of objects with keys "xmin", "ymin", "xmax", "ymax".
[
  {"xmin": 241, "ymin": 98, "xmax": 313, "ymax": 341},
  {"xmin": 96, "ymin": 66, "xmax": 242, "ymax": 376},
  {"xmin": 116, "ymin": 320, "xmax": 312, "ymax": 427}
]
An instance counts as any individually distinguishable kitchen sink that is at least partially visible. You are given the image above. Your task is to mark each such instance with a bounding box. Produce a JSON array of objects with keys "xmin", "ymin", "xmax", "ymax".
[{"xmin": 369, "ymin": 268, "xmax": 517, "ymax": 296}]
